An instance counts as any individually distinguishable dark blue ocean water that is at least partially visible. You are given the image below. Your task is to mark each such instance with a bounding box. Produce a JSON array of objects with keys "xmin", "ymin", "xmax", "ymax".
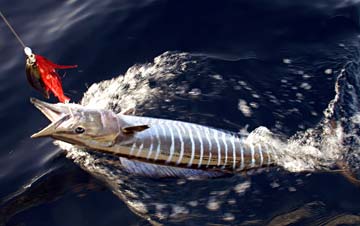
[{"xmin": 1, "ymin": 0, "xmax": 360, "ymax": 225}]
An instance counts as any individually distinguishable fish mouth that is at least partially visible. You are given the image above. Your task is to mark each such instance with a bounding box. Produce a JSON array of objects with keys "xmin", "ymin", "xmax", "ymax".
[
  {"xmin": 31, "ymin": 122, "xmax": 55, "ymax": 138},
  {"xmin": 30, "ymin": 98, "xmax": 80, "ymax": 138},
  {"xmin": 31, "ymin": 115, "xmax": 70, "ymax": 138}
]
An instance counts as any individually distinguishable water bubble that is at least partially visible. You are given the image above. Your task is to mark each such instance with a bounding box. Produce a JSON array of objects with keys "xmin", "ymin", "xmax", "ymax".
[
  {"xmin": 288, "ymin": 187, "xmax": 297, "ymax": 192},
  {"xmin": 124, "ymin": 189, "xmax": 138, "ymax": 198},
  {"xmin": 206, "ymin": 197, "xmax": 221, "ymax": 211},
  {"xmin": 300, "ymin": 82, "xmax": 312, "ymax": 90},
  {"xmin": 324, "ymin": 69, "xmax": 332, "ymax": 75},
  {"xmin": 296, "ymin": 179, "xmax": 304, "ymax": 185},
  {"xmin": 223, "ymin": 212, "xmax": 235, "ymax": 221},
  {"xmin": 188, "ymin": 88, "xmax": 202, "ymax": 96},
  {"xmin": 296, "ymin": 93, "xmax": 303, "ymax": 99},
  {"xmin": 233, "ymin": 85, "xmax": 242, "ymax": 90},
  {"xmin": 170, "ymin": 205, "xmax": 189, "ymax": 218},
  {"xmin": 187, "ymin": 201, "xmax": 198, "ymax": 207},
  {"xmin": 250, "ymin": 102, "xmax": 259, "ymax": 109},
  {"xmin": 234, "ymin": 181, "xmax": 251, "ymax": 194},
  {"xmin": 130, "ymin": 201, "xmax": 148, "ymax": 214},
  {"xmin": 212, "ymin": 74, "xmax": 223, "ymax": 80},
  {"xmin": 302, "ymin": 74, "xmax": 311, "ymax": 79},
  {"xmin": 176, "ymin": 85, "xmax": 188, "ymax": 95},
  {"xmin": 311, "ymin": 111, "xmax": 318, "ymax": 116},
  {"xmin": 238, "ymin": 99, "xmax": 252, "ymax": 117},
  {"xmin": 270, "ymin": 181, "xmax": 280, "ymax": 188},
  {"xmin": 252, "ymin": 93, "xmax": 260, "ymax": 98},
  {"xmin": 177, "ymin": 179, "xmax": 186, "ymax": 185},
  {"xmin": 283, "ymin": 58, "xmax": 292, "ymax": 64}
]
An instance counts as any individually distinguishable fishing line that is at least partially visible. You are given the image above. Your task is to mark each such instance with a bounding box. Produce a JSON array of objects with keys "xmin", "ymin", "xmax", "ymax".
[
  {"xmin": 68, "ymin": 104, "xmax": 74, "ymax": 117},
  {"xmin": 1, "ymin": 11, "xmax": 76, "ymax": 103},
  {"xmin": 0, "ymin": 11, "xmax": 26, "ymax": 48}
]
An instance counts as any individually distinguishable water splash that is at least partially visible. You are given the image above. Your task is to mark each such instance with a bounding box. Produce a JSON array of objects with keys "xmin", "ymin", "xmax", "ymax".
[
  {"xmin": 54, "ymin": 51, "xmax": 352, "ymax": 173},
  {"xmin": 49, "ymin": 51, "xmax": 360, "ymax": 224}
]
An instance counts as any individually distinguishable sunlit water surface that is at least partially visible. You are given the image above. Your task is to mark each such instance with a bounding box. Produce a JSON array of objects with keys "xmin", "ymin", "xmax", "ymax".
[{"xmin": 1, "ymin": 0, "xmax": 360, "ymax": 225}]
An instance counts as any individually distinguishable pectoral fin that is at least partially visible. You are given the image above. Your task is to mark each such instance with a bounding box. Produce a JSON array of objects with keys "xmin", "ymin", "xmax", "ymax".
[{"xmin": 122, "ymin": 125, "xmax": 149, "ymax": 134}]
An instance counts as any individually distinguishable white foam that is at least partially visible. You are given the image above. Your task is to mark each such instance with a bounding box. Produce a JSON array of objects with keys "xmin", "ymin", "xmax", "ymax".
[
  {"xmin": 56, "ymin": 51, "xmax": 346, "ymax": 174},
  {"xmin": 238, "ymin": 99, "xmax": 252, "ymax": 117}
]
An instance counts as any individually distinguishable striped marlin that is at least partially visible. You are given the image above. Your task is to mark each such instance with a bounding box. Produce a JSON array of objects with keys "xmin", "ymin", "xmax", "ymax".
[{"xmin": 30, "ymin": 98, "xmax": 278, "ymax": 173}]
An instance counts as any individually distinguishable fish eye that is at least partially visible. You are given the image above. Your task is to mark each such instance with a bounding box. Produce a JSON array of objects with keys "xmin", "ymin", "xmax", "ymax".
[{"xmin": 75, "ymin": 127, "xmax": 85, "ymax": 134}]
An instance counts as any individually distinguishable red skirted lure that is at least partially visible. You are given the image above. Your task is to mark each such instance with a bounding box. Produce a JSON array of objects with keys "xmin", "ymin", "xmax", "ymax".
[{"xmin": 25, "ymin": 47, "xmax": 77, "ymax": 103}]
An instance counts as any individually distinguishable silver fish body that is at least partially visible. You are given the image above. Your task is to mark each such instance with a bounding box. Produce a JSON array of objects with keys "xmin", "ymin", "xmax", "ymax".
[
  {"xmin": 30, "ymin": 98, "xmax": 277, "ymax": 173},
  {"xmin": 112, "ymin": 115, "xmax": 276, "ymax": 172}
]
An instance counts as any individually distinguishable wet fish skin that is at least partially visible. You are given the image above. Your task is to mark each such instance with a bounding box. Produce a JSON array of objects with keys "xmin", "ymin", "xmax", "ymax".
[{"xmin": 31, "ymin": 98, "xmax": 277, "ymax": 173}]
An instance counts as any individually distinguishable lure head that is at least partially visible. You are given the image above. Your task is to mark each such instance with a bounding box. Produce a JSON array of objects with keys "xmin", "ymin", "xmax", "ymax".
[
  {"xmin": 25, "ymin": 48, "xmax": 50, "ymax": 99},
  {"xmin": 31, "ymin": 98, "xmax": 149, "ymax": 149},
  {"xmin": 24, "ymin": 47, "xmax": 35, "ymax": 64},
  {"xmin": 24, "ymin": 47, "xmax": 76, "ymax": 103}
]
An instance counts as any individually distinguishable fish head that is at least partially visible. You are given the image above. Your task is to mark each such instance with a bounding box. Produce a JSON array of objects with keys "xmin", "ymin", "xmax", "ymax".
[{"xmin": 31, "ymin": 98, "xmax": 122, "ymax": 148}]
